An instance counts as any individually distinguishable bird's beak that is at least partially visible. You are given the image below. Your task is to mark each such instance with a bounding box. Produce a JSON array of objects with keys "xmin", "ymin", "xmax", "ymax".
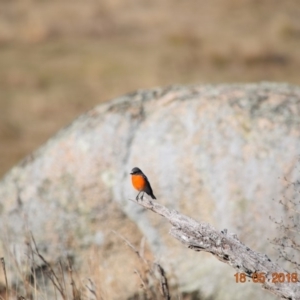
[{"xmin": 130, "ymin": 172, "xmax": 133, "ymax": 175}]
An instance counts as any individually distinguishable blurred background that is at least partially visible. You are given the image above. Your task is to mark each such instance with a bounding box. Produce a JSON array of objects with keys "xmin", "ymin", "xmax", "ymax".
[{"xmin": 1, "ymin": 0, "xmax": 300, "ymax": 177}]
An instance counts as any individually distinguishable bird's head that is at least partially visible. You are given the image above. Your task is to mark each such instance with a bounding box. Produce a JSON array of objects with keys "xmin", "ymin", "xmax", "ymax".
[{"xmin": 130, "ymin": 167, "xmax": 142, "ymax": 175}]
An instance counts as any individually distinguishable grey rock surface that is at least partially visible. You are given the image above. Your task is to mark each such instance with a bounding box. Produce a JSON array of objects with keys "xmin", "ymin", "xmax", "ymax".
[{"xmin": 1, "ymin": 82, "xmax": 300, "ymax": 299}]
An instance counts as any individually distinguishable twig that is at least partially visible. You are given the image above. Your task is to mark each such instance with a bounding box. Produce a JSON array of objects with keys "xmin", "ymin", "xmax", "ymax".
[
  {"xmin": 155, "ymin": 263, "xmax": 170, "ymax": 300},
  {"xmin": 30, "ymin": 233, "xmax": 66, "ymax": 299},
  {"xmin": 112, "ymin": 230, "xmax": 148, "ymax": 265},
  {"xmin": 85, "ymin": 278, "xmax": 98, "ymax": 300},
  {"xmin": 134, "ymin": 269, "xmax": 147, "ymax": 290},
  {"xmin": 140, "ymin": 237, "xmax": 146, "ymax": 260},
  {"xmin": 59, "ymin": 260, "xmax": 68, "ymax": 300},
  {"xmin": 113, "ymin": 230, "xmax": 172, "ymax": 299},
  {"xmin": 68, "ymin": 258, "xmax": 80, "ymax": 300},
  {"xmin": 1, "ymin": 258, "xmax": 8, "ymax": 300}
]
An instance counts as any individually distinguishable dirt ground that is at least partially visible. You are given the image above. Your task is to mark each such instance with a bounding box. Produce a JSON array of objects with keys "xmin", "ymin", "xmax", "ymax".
[{"xmin": 1, "ymin": 0, "xmax": 300, "ymax": 177}]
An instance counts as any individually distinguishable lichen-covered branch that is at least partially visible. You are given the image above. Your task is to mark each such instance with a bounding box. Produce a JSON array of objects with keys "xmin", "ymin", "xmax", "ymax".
[{"xmin": 132, "ymin": 197, "xmax": 300, "ymax": 300}]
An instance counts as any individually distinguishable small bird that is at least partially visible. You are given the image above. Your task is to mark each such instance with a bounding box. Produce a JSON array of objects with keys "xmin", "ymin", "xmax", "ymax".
[{"xmin": 130, "ymin": 167, "xmax": 156, "ymax": 200}]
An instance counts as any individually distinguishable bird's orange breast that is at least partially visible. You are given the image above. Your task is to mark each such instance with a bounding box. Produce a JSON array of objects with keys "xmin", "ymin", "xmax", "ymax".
[{"xmin": 131, "ymin": 174, "xmax": 146, "ymax": 191}]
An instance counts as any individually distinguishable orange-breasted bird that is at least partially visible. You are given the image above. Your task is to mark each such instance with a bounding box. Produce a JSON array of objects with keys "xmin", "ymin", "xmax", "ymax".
[{"xmin": 130, "ymin": 167, "xmax": 156, "ymax": 200}]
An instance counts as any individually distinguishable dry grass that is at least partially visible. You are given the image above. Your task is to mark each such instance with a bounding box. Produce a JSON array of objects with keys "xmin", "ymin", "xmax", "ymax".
[
  {"xmin": 1, "ymin": 0, "xmax": 300, "ymax": 177},
  {"xmin": 0, "ymin": 232, "xmax": 204, "ymax": 300}
]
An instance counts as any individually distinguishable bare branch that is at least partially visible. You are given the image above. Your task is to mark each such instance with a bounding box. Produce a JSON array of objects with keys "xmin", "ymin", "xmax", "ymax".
[{"xmin": 131, "ymin": 197, "xmax": 300, "ymax": 300}]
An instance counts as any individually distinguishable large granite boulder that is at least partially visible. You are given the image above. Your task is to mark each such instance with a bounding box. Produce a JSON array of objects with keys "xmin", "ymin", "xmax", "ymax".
[{"xmin": 1, "ymin": 82, "xmax": 300, "ymax": 299}]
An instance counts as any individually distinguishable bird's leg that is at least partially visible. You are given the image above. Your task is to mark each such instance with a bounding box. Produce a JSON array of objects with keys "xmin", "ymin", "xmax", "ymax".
[
  {"xmin": 141, "ymin": 192, "xmax": 144, "ymax": 200},
  {"xmin": 136, "ymin": 191, "xmax": 141, "ymax": 200}
]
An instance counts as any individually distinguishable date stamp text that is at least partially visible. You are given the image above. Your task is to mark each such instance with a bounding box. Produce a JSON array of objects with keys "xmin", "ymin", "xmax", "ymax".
[{"xmin": 234, "ymin": 272, "xmax": 298, "ymax": 283}]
